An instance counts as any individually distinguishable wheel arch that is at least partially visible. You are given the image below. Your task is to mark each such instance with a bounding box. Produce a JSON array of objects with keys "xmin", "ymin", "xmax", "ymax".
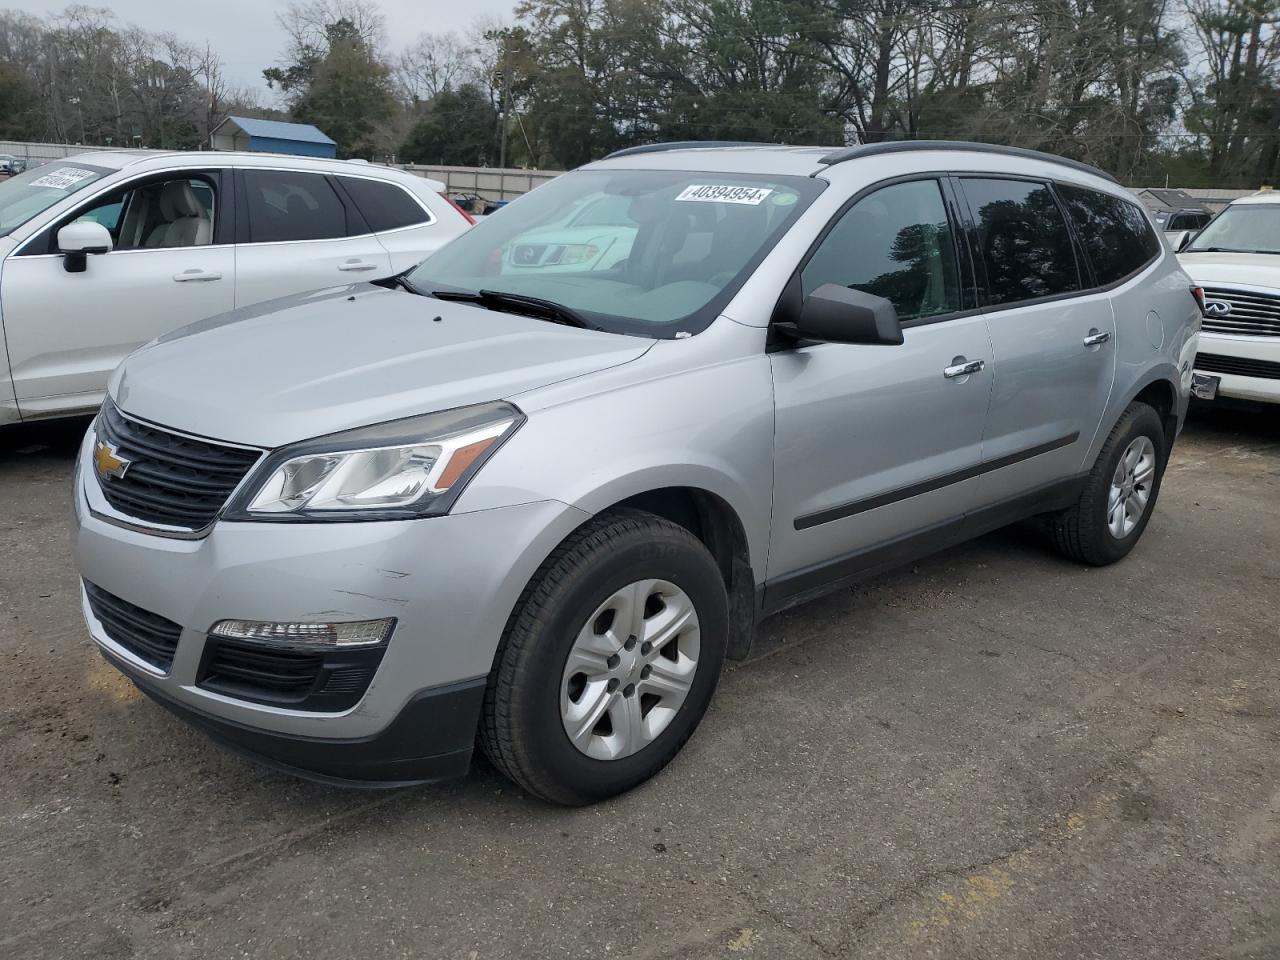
[{"xmin": 1114, "ymin": 366, "xmax": 1183, "ymax": 452}]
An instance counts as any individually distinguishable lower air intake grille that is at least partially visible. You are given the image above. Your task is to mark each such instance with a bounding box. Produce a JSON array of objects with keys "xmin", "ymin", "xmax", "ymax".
[
  {"xmin": 84, "ymin": 581, "xmax": 182, "ymax": 671},
  {"xmin": 1195, "ymin": 352, "xmax": 1280, "ymax": 381},
  {"xmin": 196, "ymin": 637, "xmax": 386, "ymax": 712}
]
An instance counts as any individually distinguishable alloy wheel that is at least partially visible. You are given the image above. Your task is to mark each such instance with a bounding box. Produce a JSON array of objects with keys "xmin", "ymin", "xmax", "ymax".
[{"xmin": 1107, "ymin": 436, "xmax": 1156, "ymax": 539}]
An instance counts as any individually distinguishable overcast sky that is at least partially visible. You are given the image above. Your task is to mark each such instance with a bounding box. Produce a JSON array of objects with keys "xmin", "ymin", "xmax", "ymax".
[{"xmin": 19, "ymin": 0, "xmax": 516, "ymax": 99}]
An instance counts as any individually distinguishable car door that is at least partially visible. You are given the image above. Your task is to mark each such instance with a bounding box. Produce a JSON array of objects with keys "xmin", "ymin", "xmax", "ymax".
[
  {"xmin": 233, "ymin": 168, "xmax": 393, "ymax": 306},
  {"xmin": 954, "ymin": 176, "xmax": 1116, "ymax": 508},
  {"xmin": 766, "ymin": 177, "xmax": 994, "ymax": 601},
  {"xmin": 0, "ymin": 170, "xmax": 234, "ymax": 417}
]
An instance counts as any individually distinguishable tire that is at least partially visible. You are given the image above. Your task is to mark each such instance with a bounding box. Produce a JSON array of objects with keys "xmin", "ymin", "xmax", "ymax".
[
  {"xmin": 1046, "ymin": 402, "xmax": 1168, "ymax": 566},
  {"xmin": 479, "ymin": 509, "xmax": 729, "ymax": 805}
]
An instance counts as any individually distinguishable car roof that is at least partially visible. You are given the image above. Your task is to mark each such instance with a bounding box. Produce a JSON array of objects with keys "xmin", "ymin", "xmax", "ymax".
[
  {"xmin": 585, "ymin": 140, "xmax": 1120, "ymax": 192},
  {"xmin": 54, "ymin": 149, "xmax": 444, "ymax": 192},
  {"xmin": 1230, "ymin": 192, "xmax": 1280, "ymax": 206}
]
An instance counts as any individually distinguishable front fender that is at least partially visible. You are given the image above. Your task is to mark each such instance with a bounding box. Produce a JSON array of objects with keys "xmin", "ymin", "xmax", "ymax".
[{"xmin": 455, "ymin": 352, "xmax": 775, "ymax": 583}]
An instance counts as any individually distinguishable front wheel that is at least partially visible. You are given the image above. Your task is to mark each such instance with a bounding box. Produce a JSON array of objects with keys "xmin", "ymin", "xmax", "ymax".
[
  {"xmin": 1045, "ymin": 402, "xmax": 1168, "ymax": 566},
  {"xmin": 479, "ymin": 509, "xmax": 728, "ymax": 805}
]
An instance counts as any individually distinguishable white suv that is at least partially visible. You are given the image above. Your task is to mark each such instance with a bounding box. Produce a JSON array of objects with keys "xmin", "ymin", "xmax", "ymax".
[
  {"xmin": 0, "ymin": 151, "xmax": 473, "ymax": 425},
  {"xmin": 1178, "ymin": 193, "xmax": 1280, "ymax": 404}
]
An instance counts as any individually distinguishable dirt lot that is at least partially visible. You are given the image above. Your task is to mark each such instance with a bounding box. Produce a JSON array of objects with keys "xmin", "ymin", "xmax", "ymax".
[{"xmin": 1, "ymin": 406, "xmax": 1277, "ymax": 960}]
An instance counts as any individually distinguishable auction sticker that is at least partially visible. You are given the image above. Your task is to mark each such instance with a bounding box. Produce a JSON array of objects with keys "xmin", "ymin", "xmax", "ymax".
[
  {"xmin": 675, "ymin": 184, "xmax": 773, "ymax": 205},
  {"xmin": 30, "ymin": 167, "xmax": 97, "ymax": 190}
]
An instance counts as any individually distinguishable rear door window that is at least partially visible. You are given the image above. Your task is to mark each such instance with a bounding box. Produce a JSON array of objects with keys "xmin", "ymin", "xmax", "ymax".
[
  {"xmin": 243, "ymin": 169, "xmax": 349, "ymax": 243},
  {"xmin": 1058, "ymin": 184, "xmax": 1161, "ymax": 286},
  {"xmin": 961, "ymin": 178, "xmax": 1081, "ymax": 305},
  {"xmin": 338, "ymin": 176, "xmax": 430, "ymax": 232}
]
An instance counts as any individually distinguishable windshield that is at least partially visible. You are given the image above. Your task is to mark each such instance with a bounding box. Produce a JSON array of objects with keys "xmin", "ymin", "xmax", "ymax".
[
  {"xmin": 407, "ymin": 168, "xmax": 824, "ymax": 337},
  {"xmin": 1185, "ymin": 204, "xmax": 1280, "ymax": 254},
  {"xmin": 0, "ymin": 162, "xmax": 114, "ymax": 237}
]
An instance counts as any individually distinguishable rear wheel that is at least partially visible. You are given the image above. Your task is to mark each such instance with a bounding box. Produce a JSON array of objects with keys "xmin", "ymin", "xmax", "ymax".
[
  {"xmin": 1046, "ymin": 402, "xmax": 1167, "ymax": 565},
  {"xmin": 479, "ymin": 509, "xmax": 728, "ymax": 805}
]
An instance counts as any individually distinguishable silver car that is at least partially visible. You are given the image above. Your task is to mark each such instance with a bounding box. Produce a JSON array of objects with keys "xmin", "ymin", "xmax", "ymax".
[{"xmin": 72, "ymin": 142, "xmax": 1201, "ymax": 803}]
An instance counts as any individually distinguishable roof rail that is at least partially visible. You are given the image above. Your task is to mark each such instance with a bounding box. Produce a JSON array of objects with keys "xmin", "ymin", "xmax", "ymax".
[
  {"xmin": 603, "ymin": 140, "xmax": 780, "ymax": 160},
  {"xmin": 818, "ymin": 140, "xmax": 1118, "ymax": 184}
]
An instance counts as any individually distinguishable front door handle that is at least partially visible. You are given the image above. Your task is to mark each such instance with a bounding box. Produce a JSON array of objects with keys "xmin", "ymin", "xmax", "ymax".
[
  {"xmin": 337, "ymin": 259, "xmax": 378, "ymax": 272},
  {"xmin": 173, "ymin": 269, "xmax": 222, "ymax": 282},
  {"xmin": 943, "ymin": 358, "xmax": 985, "ymax": 379},
  {"xmin": 1083, "ymin": 330, "xmax": 1111, "ymax": 347}
]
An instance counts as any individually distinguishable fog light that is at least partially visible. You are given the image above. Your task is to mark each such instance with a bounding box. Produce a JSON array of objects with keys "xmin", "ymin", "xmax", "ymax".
[{"xmin": 209, "ymin": 618, "xmax": 394, "ymax": 648}]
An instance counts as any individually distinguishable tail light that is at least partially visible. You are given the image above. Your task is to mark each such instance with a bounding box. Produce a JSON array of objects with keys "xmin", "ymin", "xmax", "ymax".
[
  {"xmin": 1190, "ymin": 286, "xmax": 1206, "ymax": 315},
  {"xmin": 440, "ymin": 192, "xmax": 476, "ymax": 225}
]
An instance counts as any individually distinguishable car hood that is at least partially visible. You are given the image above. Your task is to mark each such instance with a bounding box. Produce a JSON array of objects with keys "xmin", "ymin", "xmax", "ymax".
[
  {"xmin": 1177, "ymin": 252, "xmax": 1280, "ymax": 290},
  {"xmin": 112, "ymin": 283, "xmax": 653, "ymax": 448}
]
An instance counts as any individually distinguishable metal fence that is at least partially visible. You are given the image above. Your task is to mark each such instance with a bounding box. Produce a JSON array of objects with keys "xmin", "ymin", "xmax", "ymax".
[
  {"xmin": 1, "ymin": 140, "xmax": 1268, "ymax": 211},
  {"xmin": 0, "ymin": 139, "xmax": 118, "ymax": 166},
  {"xmin": 399, "ymin": 164, "xmax": 562, "ymax": 202}
]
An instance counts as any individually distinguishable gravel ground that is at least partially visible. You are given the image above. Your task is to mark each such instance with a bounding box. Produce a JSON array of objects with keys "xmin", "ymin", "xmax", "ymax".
[{"xmin": 1, "ymin": 405, "xmax": 1277, "ymax": 960}]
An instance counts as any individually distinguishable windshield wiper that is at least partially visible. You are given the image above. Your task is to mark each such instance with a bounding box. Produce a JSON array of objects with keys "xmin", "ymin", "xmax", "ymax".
[
  {"xmin": 1193, "ymin": 246, "xmax": 1274, "ymax": 254},
  {"xmin": 372, "ymin": 271, "xmax": 425, "ymax": 294},
  {"xmin": 431, "ymin": 289, "xmax": 598, "ymax": 330}
]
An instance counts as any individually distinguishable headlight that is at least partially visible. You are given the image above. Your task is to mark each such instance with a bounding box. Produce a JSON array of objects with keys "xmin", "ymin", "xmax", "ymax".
[{"xmin": 224, "ymin": 401, "xmax": 523, "ymax": 522}]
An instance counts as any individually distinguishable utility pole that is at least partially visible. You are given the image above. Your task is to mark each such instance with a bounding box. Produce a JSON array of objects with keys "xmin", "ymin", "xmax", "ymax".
[{"xmin": 497, "ymin": 34, "xmax": 511, "ymax": 171}]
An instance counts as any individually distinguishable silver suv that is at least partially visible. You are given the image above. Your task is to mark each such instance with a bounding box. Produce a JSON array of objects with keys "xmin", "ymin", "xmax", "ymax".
[{"xmin": 72, "ymin": 142, "xmax": 1201, "ymax": 804}]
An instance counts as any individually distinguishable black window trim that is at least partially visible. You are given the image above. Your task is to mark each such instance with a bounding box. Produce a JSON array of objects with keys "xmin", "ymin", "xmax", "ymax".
[
  {"xmin": 331, "ymin": 173, "xmax": 436, "ymax": 235},
  {"xmin": 233, "ymin": 167, "xmax": 371, "ymax": 246},
  {"xmin": 14, "ymin": 168, "xmax": 233, "ymax": 256},
  {"xmin": 769, "ymin": 171, "xmax": 983, "ymax": 341}
]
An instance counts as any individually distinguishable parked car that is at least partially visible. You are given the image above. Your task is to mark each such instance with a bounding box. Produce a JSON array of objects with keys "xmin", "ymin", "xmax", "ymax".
[
  {"xmin": 0, "ymin": 151, "xmax": 473, "ymax": 425},
  {"xmin": 72, "ymin": 141, "xmax": 1199, "ymax": 804},
  {"xmin": 503, "ymin": 191, "xmax": 636, "ymax": 273},
  {"xmin": 1153, "ymin": 205, "xmax": 1211, "ymax": 242},
  {"xmin": 0, "ymin": 154, "xmax": 28, "ymax": 176},
  {"xmin": 1177, "ymin": 192, "xmax": 1280, "ymax": 405}
]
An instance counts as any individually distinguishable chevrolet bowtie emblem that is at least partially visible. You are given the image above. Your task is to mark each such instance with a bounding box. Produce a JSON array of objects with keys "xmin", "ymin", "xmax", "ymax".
[{"xmin": 93, "ymin": 440, "xmax": 131, "ymax": 481}]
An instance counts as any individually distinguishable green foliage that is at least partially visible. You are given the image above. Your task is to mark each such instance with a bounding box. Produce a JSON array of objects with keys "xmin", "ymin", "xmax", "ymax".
[
  {"xmin": 266, "ymin": 17, "xmax": 398, "ymax": 158},
  {"xmin": 400, "ymin": 84, "xmax": 500, "ymax": 165}
]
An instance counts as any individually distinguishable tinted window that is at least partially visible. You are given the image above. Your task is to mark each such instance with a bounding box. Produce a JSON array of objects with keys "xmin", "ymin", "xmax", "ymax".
[
  {"xmin": 244, "ymin": 170, "xmax": 348, "ymax": 243},
  {"xmin": 339, "ymin": 176, "xmax": 428, "ymax": 232},
  {"xmin": 963, "ymin": 178, "xmax": 1080, "ymax": 305},
  {"xmin": 1058, "ymin": 184, "xmax": 1161, "ymax": 285},
  {"xmin": 802, "ymin": 179, "xmax": 960, "ymax": 321}
]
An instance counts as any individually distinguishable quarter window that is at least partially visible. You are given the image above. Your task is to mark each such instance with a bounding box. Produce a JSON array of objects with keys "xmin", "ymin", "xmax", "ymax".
[
  {"xmin": 962, "ymin": 178, "xmax": 1080, "ymax": 305},
  {"xmin": 244, "ymin": 170, "xmax": 349, "ymax": 243},
  {"xmin": 802, "ymin": 179, "xmax": 961, "ymax": 322},
  {"xmin": 338, "ymin": 176, "xmax": 429, "ymax": 232},
  {"xmin": 1058, "ymin": 184, "xmax": 1161, "ymax": 286}
]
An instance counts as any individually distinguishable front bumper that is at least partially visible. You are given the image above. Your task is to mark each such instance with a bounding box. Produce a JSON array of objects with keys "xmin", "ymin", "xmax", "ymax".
[
  {"xmin": 1194, "ymin": 333, "xmax": 1280, "ymax": 404},
  {"xmin": 73, "ymin": 427, "xmax": 590, "ymax": 783}
]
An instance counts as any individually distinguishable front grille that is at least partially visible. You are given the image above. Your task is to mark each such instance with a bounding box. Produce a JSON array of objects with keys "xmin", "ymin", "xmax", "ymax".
[
  {"xmin": 197, "ymin": 637, "xmax": 386, "ymax": 711},
  {"xmin": 95, "ymin": 402, "xmax": 261, "ymax": 530},
  {"xmin": 84, "ymin": 581, "xmax": 182, "ymax": 671},
  {"xmin": 1195, "ymin": 352, "xmax": 1280, "ymax": 380},
  {"xmin": 1200, "ymin": 287, "xmax": 1280, "ymax": 337}
]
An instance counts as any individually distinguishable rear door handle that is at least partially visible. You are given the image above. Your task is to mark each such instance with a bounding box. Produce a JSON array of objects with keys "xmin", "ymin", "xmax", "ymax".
[
  {"xmin": 1083, "ymin": 331, "xmax": 1111, "ymax": 346},
  {"xmin": 173, "ymin": 269, "xmax": 222, "ymax": 282},
  {"xmin": 337, "ymin": 259, "xmax": 378, "ymax": 272},
  {"xmin": 943, "ymin": 358, "xmax": 985, "ymax": 379}
]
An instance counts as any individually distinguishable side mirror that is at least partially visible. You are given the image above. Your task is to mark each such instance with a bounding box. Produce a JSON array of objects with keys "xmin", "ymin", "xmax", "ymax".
[
  {"xmin": 784, "ymin": 283, "xmax": 904, "ymax": 345},
  {"xmin": 1172, "ymin": 230, "xmax": 1194, "ymax": 252},
  {"xmin": 57, "ymin": 221, "xmax": 113, "ymax": 273}
]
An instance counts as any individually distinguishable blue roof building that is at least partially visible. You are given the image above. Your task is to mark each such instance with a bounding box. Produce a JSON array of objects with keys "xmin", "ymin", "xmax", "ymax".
[{"xmin": 209, "ymin": 116, "xmax": 337, "ymax": 158}]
